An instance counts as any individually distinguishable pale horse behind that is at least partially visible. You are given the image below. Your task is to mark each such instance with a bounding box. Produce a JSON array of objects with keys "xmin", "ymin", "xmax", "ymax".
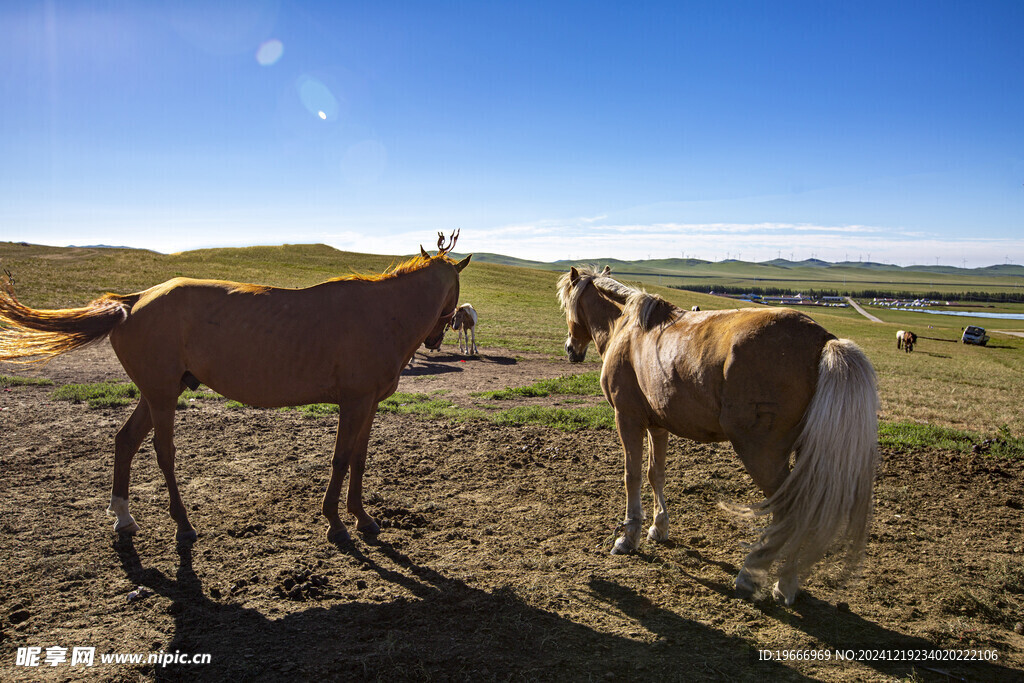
[{"xmin": 451, "ymin": 303, "xmax": 479, "ymax": 355}]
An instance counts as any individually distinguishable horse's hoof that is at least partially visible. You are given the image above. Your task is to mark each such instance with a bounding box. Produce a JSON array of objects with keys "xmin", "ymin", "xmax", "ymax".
[
  {"xmin": 176, "ymin": 529, "xmax": 198, "ymax": 543},
  {"xmin": 327, "ymin": 528, "xmax": 352, "ymax": 545},
  {"xmin": 772, "ymin": 581, "xmax": 799, "ymax": 606},
  {"xmin": 647, "ymin": 525, "xmax": 668, "ymax": 543},
  {"xmin": 610, "ymin": 537, "xmax": 635, "ymax": 555},
  {"xmin": 357, "ymin": 520, "xmax": 381, "ymax": 536},
  {"xmin": 115, "ymin": 521, "xmax": 141, "ymax": 535}
]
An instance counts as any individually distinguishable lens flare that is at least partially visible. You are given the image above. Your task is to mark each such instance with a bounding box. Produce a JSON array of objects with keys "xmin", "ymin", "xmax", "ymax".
[
  {"xmin": 297, "ymin": 75, "xmax": 338, "ymax": 121},
  {"xmin": 256, "ymin": 39, "xmax": 284, "ymax": 66}
]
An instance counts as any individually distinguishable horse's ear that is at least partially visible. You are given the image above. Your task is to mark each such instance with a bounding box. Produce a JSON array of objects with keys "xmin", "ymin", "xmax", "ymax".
[
  {"xmin": 454, "ymin": 254, "xmax": 472, "ymax": 273},
  {"xmin": 569, "ymin": 267, "xmax": 580, "ymax": 284},
  {"xmin": 420, "ymin": 245, "xmax": 429, "ymax": 258},
  {"xmin": 601, "ymin": 265, "xmax": 611, "ymax": 276}
]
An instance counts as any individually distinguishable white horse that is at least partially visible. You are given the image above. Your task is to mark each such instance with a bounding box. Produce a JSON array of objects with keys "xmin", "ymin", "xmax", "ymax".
[{"xmin": 451, "ymin": 303, "xmax": 478, "ymax": 355}]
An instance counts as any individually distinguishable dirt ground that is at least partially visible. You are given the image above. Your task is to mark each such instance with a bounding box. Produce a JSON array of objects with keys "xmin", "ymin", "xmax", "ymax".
[{"xmin": 1, "ymin": 342, "xmax": 1023, "ymax": 682}]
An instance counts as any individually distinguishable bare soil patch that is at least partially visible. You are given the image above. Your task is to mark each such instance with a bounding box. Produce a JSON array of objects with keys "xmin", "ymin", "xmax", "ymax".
[{"xmin": 1, "ymin": 344, "xmax": 1022, "ymax": 681}]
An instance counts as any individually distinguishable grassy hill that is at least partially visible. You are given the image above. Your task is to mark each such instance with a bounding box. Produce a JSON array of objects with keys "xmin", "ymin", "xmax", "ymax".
[
  {"xmin": 2, "ymin": 240, "xmax": 1022, "ymax": 435},
  {"xmin": 460, "ymin": 251, "xmax": 1024, "ymax": 298}
]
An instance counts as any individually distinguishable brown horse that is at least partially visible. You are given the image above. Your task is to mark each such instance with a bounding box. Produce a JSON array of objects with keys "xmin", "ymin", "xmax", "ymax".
[
  {"xmin": 896, "ymin": 329, "xmax": 916, "ymax": 353},
  {"xmin": 557, "ymin": 266, "xmax": 879, "ymax": 605},
  {"xmin": 0, "ymin": 233, "xmax": 470, "ymax": 544}
]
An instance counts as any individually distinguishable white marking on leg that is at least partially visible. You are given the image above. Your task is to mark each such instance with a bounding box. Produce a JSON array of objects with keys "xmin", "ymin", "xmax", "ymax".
[{"xmin": 107, "ymin": 495, "xmax": 140, "ymax": 534}]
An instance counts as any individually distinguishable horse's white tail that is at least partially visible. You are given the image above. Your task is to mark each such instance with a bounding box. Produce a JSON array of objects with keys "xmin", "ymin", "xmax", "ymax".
[{"xmin": 756, "ymin": 338, "xmax": 880, "ymax": 583}]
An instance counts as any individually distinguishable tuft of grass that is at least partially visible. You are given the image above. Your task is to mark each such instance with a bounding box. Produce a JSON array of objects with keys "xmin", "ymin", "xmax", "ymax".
[
  {"xmin": 53, "ymin": 381, "xmax": 139, "ymax": 408},
  {"xmin": 489, "ymin": 405, "xmax": 615, "ymax": 431},
  {"xmin": 0, "ymin": 375, "xmax": 54, "ymax": 388},
  {"xmin": 379, "ymin": 392, "xmax": 479, "ymax": 420},
  {"xmin": 474, "ymin": 372, "xmax": 603, "ymax": 400},
  {"xmin": 51, "ymin": 382, "xmax": 223, "ymax": 409},
  {"xmin": 286, "ymin": 393, "xmax": 482, "ymax": 421},
  {"xmin": 879, "ymin": 421, "xmax": 1024, "ymax": 459}
]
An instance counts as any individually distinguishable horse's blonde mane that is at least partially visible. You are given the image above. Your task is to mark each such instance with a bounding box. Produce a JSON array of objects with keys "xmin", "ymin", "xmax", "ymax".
[
  {"xmin": 558, "ymin": 266, "xmax": 679, "ymax": 330},
  {"xmin": 332, "ymin": 253, "xmax": 453, "ymax": 283},
  {"xmin": 623, "ymin": 290, "xmax": 680, "ymax": 331},
  {"xmin": 556, "ymin": 266, "xmax": 636, "ymax": 324}
]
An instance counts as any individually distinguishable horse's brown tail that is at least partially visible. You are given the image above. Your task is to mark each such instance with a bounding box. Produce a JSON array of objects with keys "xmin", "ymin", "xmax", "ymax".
[
  {"xmin": 752, "ymin": 338, "xmax": 880, "ymax": 583},
  {"xmin": 0, "ymin": 291, "xmax": 136, "ymax": 363}
]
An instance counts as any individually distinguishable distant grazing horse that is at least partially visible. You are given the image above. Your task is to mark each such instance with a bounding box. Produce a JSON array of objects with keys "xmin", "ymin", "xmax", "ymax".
[
  {"xmin": 691, "ymin": 305, "xmax": 700, "ymax": 311},
  {"xmin": 451, "ymin": 303, "xmax": 478, "ymax": 355},
  {"xmin": 0, "ymin": 232, "xmax": 471, "ymax": 545},
  {"xmin": 896, "ymin": 330, "xmax": 916, "ymax": 353},
  {"xmin": 557, "ymin": 266, "xmax": 878, "ymax": 605}
]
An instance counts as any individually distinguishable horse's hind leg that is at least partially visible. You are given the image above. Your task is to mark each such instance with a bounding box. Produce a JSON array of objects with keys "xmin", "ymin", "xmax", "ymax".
[
  {"xmin": 646, "ymin": 427, "xmax": 669, "ymax": 542},
  {"xmin": 149, "ymin": 401, "xmax": 197, "ymax": 541},
  {"xmin": 107, "ymin": 400, "xmax": 153, "ymax": 534},
  {"xmin": 731, "ymin": 437, "xmax": 793, "ymax": 601}
]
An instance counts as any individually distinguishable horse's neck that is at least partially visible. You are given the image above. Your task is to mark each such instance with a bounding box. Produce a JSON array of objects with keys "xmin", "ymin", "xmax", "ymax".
[
  {"xmin": 581, "ymin": 288, "xmax": 624, "ymax": 356},
  {"xmin": 385, "ymin": 264, "xmax": 451, "ymax": 322}
]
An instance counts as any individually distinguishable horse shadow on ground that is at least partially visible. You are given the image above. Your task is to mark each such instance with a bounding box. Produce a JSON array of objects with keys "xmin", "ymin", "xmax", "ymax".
[
  {"xmin": 114, "ymin": 537, "xmax": 812, "ymax": 681},
  {"xmin": 401, "ymin": 353, "xmax": 464, "ymax": 377},
  {"xmin": 670, "ymin": 550, "xmax": 1017, "ymax": 682},
  {"xmin": 403, "ymin": 351, "xmax": 519, "ymax": 377}
]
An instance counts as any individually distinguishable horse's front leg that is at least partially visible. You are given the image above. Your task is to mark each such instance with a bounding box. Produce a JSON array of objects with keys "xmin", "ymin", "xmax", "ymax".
[
  {"xmin": 646, "ymin": 427, "xmax": 669, "ymax": 542},
  {"xmin": 323, "ymin": 399, "xmax": 378, "ymax": 543},
  {"xmin": 149, "ymin": 401, "xmax": 196, "ymax": 542},
  {"xmin": 612, "ymin": 412, "xmax": 646, "ymax": 554}
]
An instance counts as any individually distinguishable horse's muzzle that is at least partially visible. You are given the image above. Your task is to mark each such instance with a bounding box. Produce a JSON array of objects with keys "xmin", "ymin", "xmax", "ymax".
[
  {"xmin": 566, "ymin": 341, "xmax": 586, "ymax": 363},
  {"xmin": 424, "ymin": 333, "xmax": 444, "ymax": 351}
]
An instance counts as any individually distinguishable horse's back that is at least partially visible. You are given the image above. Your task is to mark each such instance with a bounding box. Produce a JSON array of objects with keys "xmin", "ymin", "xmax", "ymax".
[
  {"xmin": 108, "ymin": 278, "xmax": 393, "ymax": 406},
  {"xmin": 616, "ymin": 307, "xmax": 830, "ymax": 441}
]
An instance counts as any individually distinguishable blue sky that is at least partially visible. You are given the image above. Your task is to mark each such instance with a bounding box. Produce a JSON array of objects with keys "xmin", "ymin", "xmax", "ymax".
[{"xmin": 2, "ymin": 1, "xmax": 1022, "ymax": 267}]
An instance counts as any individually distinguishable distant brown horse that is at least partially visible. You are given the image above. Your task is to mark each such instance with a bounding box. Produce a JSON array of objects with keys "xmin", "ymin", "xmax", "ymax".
[
  {"xmin": 896, "ymin": 329, "xmax": 916, "ymax": 353},
  {"xmin": 557, "ymin": 266, "xmax": 878, "ymax": 605},
  {"xmin": 0, "ymin": 232, "xmax": 470, "ymax": 544}
]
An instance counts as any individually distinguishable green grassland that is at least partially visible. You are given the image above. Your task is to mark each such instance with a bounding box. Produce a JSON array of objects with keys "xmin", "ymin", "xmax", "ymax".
[{"xmin": 2, "ymin": 240, "xmax": 1022, "ymax": 440}]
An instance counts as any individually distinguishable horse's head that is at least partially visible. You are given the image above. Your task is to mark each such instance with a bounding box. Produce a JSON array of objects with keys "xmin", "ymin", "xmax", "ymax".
[
  {"xmin": 556, "ymin": 266, "xmax": 610, "ymax": 363},
  {"xmin": 420, "ymin": 231, "xmax": 471, "ymax": 350},
  {"xmin": 423, "ymin": 309, "xmax": 454, "ymax": 351}
]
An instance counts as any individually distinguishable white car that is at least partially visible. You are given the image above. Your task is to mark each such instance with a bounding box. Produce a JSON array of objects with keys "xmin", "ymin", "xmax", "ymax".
[{"xmin": 961, "ymin": 325, "xmax": 989, "ymax": 346}]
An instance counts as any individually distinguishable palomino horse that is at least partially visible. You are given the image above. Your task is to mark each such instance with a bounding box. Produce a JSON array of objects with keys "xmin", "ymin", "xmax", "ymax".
[
  {"xmin": 557, "ymin": 266, "xmax": 879, "ymax": 605},
  {"xmin": 0, "ymin": 232, "xmax": 470, "ymax": 544},
  {"xmin": 451, "ymin": 303, "xmax": 478, "ymax": 355},
  {"xmin": 896, "ymin": 329, "xmax": 916, "ymax": 353}
]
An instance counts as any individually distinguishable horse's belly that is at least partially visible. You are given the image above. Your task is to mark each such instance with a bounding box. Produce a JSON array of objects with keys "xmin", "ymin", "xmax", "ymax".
[{"xmin": 652, "ymin": 396, "xmax": 728, "ymax": 443}]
